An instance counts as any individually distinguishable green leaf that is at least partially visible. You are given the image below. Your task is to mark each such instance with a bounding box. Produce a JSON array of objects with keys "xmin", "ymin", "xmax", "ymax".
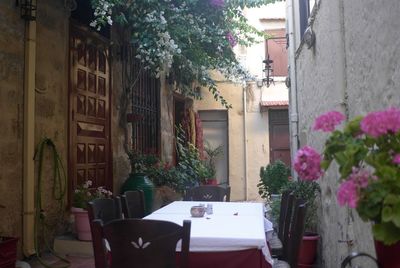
[{"xmin": 372, "ymin": 222, "xmax": 400, "ymax": 245}]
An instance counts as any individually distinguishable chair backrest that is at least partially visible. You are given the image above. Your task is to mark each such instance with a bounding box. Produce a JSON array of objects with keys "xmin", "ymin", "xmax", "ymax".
[
  {"xmin": 88, "ymin": 197, "xmax": 123, "ymax": 268},
  {"xmin": 188, "ymin": 185, "xmax": 231, "ymax": 202},
  {"xmin": 278, "ymin": 191, "xmax": 294, "ymax": 242},
  {"xmin": 340, "ymin": 252, "xmax": 379, "ymax": 268},
  {"xmin": 92, "ymin": 218, "xmax": 191, "ymax": 268},
  {"xmin": 120, "ymin": 190, "xmax": 145, "ymax": 218},
  {"xmin": 284, "ymin": 199, "xmax": 307, "ymax": 268},
  {"xmin": 88, "ymin": 197, "xmax": 123, "ymax": 224}
]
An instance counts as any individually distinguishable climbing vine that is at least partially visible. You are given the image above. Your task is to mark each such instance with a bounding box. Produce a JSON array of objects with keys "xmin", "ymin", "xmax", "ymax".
[{"xmin": 90, "ymin": 0, "xmax": 280, "ymax": 108}]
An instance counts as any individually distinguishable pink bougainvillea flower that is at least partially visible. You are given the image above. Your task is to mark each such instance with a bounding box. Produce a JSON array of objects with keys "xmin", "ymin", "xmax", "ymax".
[
  {"xmin": 360, "ymin": 107, "xmax": 400, "ymax": 138},
  {"xmin": 210, "ymin": 0, "xmax": 224, "ymax": 8},
  {"xmin": 337, "ymin": 180, "xmax": 358, "ymax": 208},
  {"xmin": 313, "ymin": 111, "xmax": 346, "ymax": 132},
  {"xmin": 348, "ymin": 167, "xmax": 371, "ymax": 188},
  {"xmin": 393, "ymin": 154, "xmax": 400, "ymax": 165},
  {"xmin": 226, "ymin": 32, "xmax": 237, "ymax": 47},
  {"xmin": 294, "ymin": 146, "xmax": 323, "ymax": 181}
]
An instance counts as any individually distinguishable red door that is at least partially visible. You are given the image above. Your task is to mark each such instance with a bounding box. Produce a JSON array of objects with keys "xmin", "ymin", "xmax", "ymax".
[{"xmin": 69, "ymin": 24, "xmax": 112, "ymax": 194}]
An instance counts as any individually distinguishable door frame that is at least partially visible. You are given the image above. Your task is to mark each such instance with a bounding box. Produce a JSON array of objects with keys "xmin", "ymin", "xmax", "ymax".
[{"xmin": 198, "ymin": 109, "xmax": 230, "ymax": 186}]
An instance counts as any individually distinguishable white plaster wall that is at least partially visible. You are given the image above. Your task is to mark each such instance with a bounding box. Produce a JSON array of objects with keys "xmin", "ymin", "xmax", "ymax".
[
  {"xmin": 291, "ymin": 0, "xmax": 400, "ymax": 266},
  {"xmin": 245, "ymin": 82, "xmax": 270, "ymax": 200}
]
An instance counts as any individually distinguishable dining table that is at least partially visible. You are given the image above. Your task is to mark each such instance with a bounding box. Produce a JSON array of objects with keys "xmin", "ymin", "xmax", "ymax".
[{"xmin": 144, "ymin": 201, "xmax": 274, "ymax": 268}]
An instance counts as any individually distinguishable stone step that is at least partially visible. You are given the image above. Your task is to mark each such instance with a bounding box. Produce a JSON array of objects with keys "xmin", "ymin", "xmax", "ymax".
[{"xmin": 53, "ymin": 234, "xmax": 93, "ymax": 257}]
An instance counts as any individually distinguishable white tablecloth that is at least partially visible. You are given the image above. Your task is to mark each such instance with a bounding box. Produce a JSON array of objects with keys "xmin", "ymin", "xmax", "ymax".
[{"xmin": 144, "ymin": 201, "xmax": 273, "ymax": 265}]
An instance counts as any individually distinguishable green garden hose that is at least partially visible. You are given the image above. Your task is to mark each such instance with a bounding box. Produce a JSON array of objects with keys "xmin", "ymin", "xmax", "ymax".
[{"xmin": 33, "ymin": 138, "xmax": 70, "ymax": 268}]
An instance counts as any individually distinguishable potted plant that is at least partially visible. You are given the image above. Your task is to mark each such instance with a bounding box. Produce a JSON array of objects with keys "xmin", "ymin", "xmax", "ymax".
[
  {"xmin": 120, "ymin": 151, "xmax": 158, "ymax": 215},
  {"xmin": 258, "ymin": 160, "xmax": 291, "ymax": 201},
  {"xmin": 281, "ymin": 180, "xmax": 320, "ymax": 267},
  {"xmin": 72, "ymin": 180, "xmax": 113, "ymax": 241},
  {"xmin": 203, "ymin": 142, "xmax": 224, "ymax": 185},
  {"xmin": 293, "ymin": 108, "xmax": 400, "ymax": 268}
]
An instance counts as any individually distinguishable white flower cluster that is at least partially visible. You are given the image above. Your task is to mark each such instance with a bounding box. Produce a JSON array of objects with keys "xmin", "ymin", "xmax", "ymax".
[
  {"xmin": 90, "ymin": 0, "xmax": 114, "ymax": 31},
  {"xmin": 96, "ymin": 186, "xmax": 113, "ymax": 198},
  {"xmin": 136, "ymin": 11, "xmax": 181, "ymax": 77}
]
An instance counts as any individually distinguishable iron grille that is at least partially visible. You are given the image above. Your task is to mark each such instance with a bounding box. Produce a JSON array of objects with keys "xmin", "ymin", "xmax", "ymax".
[{"xmin": 131, "ymin": 59, "xmax": 160, "ymax": 155}]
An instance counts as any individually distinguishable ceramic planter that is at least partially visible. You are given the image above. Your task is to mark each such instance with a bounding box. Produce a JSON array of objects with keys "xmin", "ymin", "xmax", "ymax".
[
  {"xmin": 71, "ymin": 207, "xmax": 92, "ymax": 241},
  {"xmin": 121, "ymin": 173, "xmax": 154, "ymax": 215},
  {"xmin": 298, "ymin": 232, "xmax": 319, "ymax": 266},
  {"xmin": 375, "ymin": 239, "xmax": 400, "ymax": 268}
]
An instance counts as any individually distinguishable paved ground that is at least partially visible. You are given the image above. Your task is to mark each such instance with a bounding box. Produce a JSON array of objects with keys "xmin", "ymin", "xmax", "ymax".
[{"xmin": 25, "ymin": 254, "xmax": 94, "ymax": 268}]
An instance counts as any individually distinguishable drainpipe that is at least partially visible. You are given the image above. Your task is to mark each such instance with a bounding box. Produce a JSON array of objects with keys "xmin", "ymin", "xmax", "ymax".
[
  {"xmin": 23, "ymin": 18, "xmax": 36, "ymax": 256},
  {"xmin": 338, "ymin": 0, "xmax": 349, "ymax": 118},
  {"xmin": 243, "ymin": 84, "xmax": 248, "ymax": 201},
  {"xmin": 287, "ymin": 0, "xmax": 299, "ymax": 177}
]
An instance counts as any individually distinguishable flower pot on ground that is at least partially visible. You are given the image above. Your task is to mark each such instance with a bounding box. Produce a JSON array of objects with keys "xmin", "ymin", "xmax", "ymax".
[
  {"xmin": 70, "ymin": 207, "xmax": 91, "ymax": 241},
  {"xmin": 72, "ymin": 180, "xmax": 113, "ymax": 241},
  {"xmin": 121, "ymin": 173, "xmax": 154, "ymax": 215},
  {"xmin": 374, "ymin": 239, "xmax": 400, "ymax": 268},
  {"xmin": 298, "ymin": 232, "xmax": 320, "ymax": 266},
  {"xmin": 0, "ymin": 237, "xmax": 18, "ymax": 268},
  {"xmin": 124, "ymin": 151, "xmax": 158, "ymax": 215},
  {"xmin": 204, "ymin": 178, "xmax": 218, "ymax": 185}
]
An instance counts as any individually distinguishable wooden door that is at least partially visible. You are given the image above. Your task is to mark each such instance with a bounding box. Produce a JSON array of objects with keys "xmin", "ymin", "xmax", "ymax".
[
  {"xmin": 69, "ymin": 24, "xmax": 112, "ymax": 193},
  {"xmin": 269, "ymin": 109, "xmax": 291, "ymax": 166}
]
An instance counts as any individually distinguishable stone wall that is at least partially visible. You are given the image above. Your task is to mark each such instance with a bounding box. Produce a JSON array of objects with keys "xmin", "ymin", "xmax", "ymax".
[
  {"xmin": 294, "ymin": 0, "xmax": 400, "ymax": 266},
  {"xmin": 0, "ymin": 0, "xmax": 25, "ymax": 241}
]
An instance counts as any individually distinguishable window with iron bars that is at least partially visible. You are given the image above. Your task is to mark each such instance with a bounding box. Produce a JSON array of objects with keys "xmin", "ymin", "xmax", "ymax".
[{"xmin": 130, "ymin": 59, "xmax": 161, "ymax": 155}]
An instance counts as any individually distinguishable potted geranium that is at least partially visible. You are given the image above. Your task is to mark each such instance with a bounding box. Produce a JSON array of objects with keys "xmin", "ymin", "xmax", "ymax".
[
  {"xmin": 294, "ymin": 108, "xmax": 400, "ymax": 268},
  {"xmin": 72, "ymin": 180, "xmax": 112, "ymax": 241}
]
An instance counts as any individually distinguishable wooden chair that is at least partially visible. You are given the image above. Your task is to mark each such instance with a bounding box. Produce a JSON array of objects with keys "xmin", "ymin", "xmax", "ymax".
[
  {"xmin": 120, "ymin": 190, "xmax": 145, "ymax": 218},
  {"xmin": 274, "ymin": 199, "xmax": 307, "ymax": 268},
  {"xmin": 92, "ymin": 218, "xmax": 191, "ymax": 268},
  {"xmin": 341, "ymin": 252, "xmax": 379, "ymax": 268},
  {"xmin": 187, "ymin": 185, "xmax": 231, "ymax": 202},
  {"xmin": 88, "ymin": 197, "xmax": 123, "ymax": 268},
  {"xmin": 269, "ymin": 191, "xmax": 294, "ymax": 257}
]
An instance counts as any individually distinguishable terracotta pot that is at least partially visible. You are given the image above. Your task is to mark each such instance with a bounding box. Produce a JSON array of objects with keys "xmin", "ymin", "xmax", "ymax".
[
  {"xmin": 205, "ymin": 179, "xmax": 218, "ymax": 185},
  {"xmin": 71, "ymin": 207, "xmax": 92, "ymax": 241},
  {"xmin": 375, "ymin": 240, "xmax": 400, "ymax": 268},
  {"xmin": 298, "ymin": 233, "xmax": 319, "ymax": 265}
]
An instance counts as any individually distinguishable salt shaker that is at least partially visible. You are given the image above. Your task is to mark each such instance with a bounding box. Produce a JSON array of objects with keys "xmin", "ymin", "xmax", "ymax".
[{"xmin": 206, "ymin": 204, "xmax": 213, "ymax": 214}]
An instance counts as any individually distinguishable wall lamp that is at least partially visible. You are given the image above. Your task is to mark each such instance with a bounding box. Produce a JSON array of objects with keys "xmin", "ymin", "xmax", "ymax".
[
  {"xmin": 304, "ymin": 26, "xmax": 316, "ymax": 49},
  {"xmin": 257, "ymin": 57, "xmax": 274, "ymax": 88}
]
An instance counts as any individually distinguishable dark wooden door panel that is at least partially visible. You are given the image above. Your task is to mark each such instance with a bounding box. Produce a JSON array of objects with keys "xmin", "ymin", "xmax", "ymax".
[
  {"xmin": 269, "ymin": 109, "xmax": 291, "ymax": 167},
  {"xmin": 69, "ymin": 24, "xmax": 112, "ymax": 195}
]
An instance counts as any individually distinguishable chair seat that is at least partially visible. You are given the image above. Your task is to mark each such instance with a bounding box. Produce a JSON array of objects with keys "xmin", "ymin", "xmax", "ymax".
[{"xmin": 272, "ymin": 259, "xmax": 290, "ymax": 268}]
